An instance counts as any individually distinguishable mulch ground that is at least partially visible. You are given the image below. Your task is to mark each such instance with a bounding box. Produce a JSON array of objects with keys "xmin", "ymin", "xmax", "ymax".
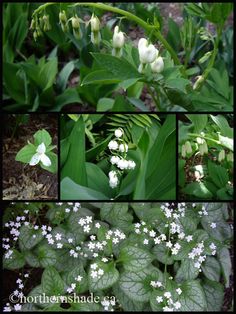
[{"xmin": 2, "ymin": 115, "xmax": 58, "ymax": 200}]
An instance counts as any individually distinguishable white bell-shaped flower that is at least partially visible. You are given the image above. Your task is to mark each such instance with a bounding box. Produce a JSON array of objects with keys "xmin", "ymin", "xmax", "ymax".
[
  {"xmin": 29, "ymin": 142, "xmax": 51, "ymax": 167},
  {"xmin": 108, "ymin": 140, "xmax": 118, "ymax": 150},
  {"xmin": 90, "ymin": 14, "xmax": 100, "ymax": 32},
  {"xmin": 113, "ymin": 26, "xmax": 125, "ymax": 48},
  {"xmin": 138, "ymin": 38, "xmax": 158, "ymax": 64},
  {"xmin": 114, "ymin": 128, "xmax": 123, "ymax": 138},
  {"xmin": 151, "ymin": 56, "xmax": 164, "ymax": 73}
]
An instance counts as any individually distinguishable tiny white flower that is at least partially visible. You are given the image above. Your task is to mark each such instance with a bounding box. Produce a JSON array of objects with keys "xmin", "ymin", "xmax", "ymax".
[
  {"xmin": 156, "ymin": 296, "xmax": 163, "ymax": 303},
  {"xmin": 55, "ymin": 233, "xmax": 62, "ymax": 241},
  {"xmin": 14, "ymin": 304, "xmax": 22, "ymax": 311},
  {"xmin": 108, "ymin": 140, "xmax": 118, "ymax": 150},
  {"xmin": 110, "ymin": 155, "xmax": 120, "ymax": 165},
  {"xmin": 210, "ymin": 222, "xmax": 217, "ymax": 229},
  {"xmin": 68, "ymin": 238, "xmax": 73, "ymax": 243},
  {"xmin": 75, "ymin": 275, "xmax": 83, "ymax": 282},
  {"xmin": 114, "ymin": 128, "xmax": 124, "ymax": 138},
  {"xmin": 95, "ymin": 222, "xmax": 101, "ymax": 229},
  {"xmin": 151, "ymin": 56, "xmax": 164, "ymax": 73},
  {"xmin": 29, "ymin": 142, "xmax": 51, "ymax": 167},
  {"xmin": 119, "ymin": 143, "xmax": 128, "ymax": 153},
  {"xmin": 174, "ymin": 301, "xmax": 181, "ymax": 309},
  {"xmin": 98, "ymin": 268, "xmax": 104, "ymax": 276},
  {"xmin": 91, "ymin": 263, "xmax": 98, "ymax": 270},
  {"xmin": 164, "ymin": 292, "xmax": 171, "ymax": 299},
  {"xmin": 57, "ymin": 243, "xmax": 63, "ymax": 249},
  {"xmin": 143, "ymin": 239, "xmax": 149, "ymax": 245},
  {"xmin": 90, "ymin": 270, "xmax": 98, "ymax": 278},
  {"xmin": 185, "ymin": 235, "xmax": 193, "ymax": 242},
  {"xmin": 117, "ymin": 159, "xmax": 129, "ymax": 170},
  {"xmin": 209, "ymin": 243, "xmax": 216, "ymax": 250},
  {"xmin": 176, "ymin": 288, "xmax": 182, "ymax": 295},
  {"xmin": 127, "ymin": 160, "xmax": 136, "ymax": 169}
]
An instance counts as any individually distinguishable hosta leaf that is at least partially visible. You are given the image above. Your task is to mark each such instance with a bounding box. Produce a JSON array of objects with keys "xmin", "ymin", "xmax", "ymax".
[
  {"xmin": 41, "ymin": 267, "xmax": 65, "ymax": 296},
  {"xmin": 89, "ymin": 262, "xmax": 119, "ymax": 291},
  {"xmin": 119, "ymin": 245, "xmax": 153, "ymax": 271},
  {"xmin": 19, "ymin": 224, "xmax": 44, "ymax": 250},
  {"xmin": 178, "ymin": 280, "xmax": 207, "ymax": 311}
]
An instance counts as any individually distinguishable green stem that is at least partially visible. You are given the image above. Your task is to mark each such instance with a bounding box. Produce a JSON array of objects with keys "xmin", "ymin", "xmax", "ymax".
[
  {"xmin": 188, "ymin": 133, "xmax": 220, "ymax": 144},
  {"xmin": 146, "ymin": 84, "xmax": 161, "ymax": 111},
  {"xmin": 32, "ymin": 2, "xmax": 55, "ymax": 16},
  {"xmin": 195, "ymin": 25, "xmax": 222, "ymax": 91}
]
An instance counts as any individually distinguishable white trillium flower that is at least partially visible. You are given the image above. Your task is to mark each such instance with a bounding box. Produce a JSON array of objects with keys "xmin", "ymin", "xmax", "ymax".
[
  {"xmin": 138, "ymin": 38, "xmax": 158, "ymax": 64},
  {"xmin": 151, "ymin": 56, "xmax": 164, "ymax": 73},
  {"xmin": 29, "ymin": 142, "xmax": 51, "ymax": 167}
]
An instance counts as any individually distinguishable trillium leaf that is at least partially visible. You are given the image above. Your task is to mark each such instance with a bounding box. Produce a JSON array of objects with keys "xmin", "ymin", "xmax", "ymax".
[
  {"xmin": 15, "ymin": 143, "xmax": 36, "ymax": 163},
  {"xmin": 33, "ymin": 129, "xmax": 52, "ymax": 147}
]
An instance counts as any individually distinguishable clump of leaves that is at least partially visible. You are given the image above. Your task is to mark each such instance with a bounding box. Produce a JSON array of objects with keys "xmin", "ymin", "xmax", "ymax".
[
  {"xmin": 2, "ymin": 202, "xmax": 233, "ymax": 312},
  {"xmin": 178, "ymin": 114, "xmax": 233, "ymax": 200}
]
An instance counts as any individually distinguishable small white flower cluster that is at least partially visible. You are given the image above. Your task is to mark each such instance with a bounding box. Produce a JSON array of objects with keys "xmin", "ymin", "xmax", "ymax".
[
  {"xmin": 105, "ymin": 229, "xmax": 126, "ymax": 244},
  {"xmin": 188, "ymin": 241, "xmax": 207, "ymax": 270},
  {"xmin": 101, "ymin": 298, "xmax": 116, "ymax": 311},
  {"xmin": 78, "ymin": 216, "xmax": 94, "ymax": 233},
  {"xmin": 64, "ymin": 202, "xmax": 81, "ymax": 213},
  {"xmin": 155, "ymin": 290, "xmax": 182, "ymax": 311},
  {"xmin": 134, "ymin": 221, "xmax": 167, "ymax": 246},
  {"xmin": 108, "ymin": 129, "xmax": 136, "ymax": 189},
  {"xmin": 198, "ymin": 205, "xmax": 208, "ymax": 217},
  {"xmin": 90, "ymin": 263, "xmax": 104, "ymax": 279},
  {"xmin": 66, "ymin": 275, "xmax": 83, "ymax": 293},
  {"xmin": 150, "ymin": 280, "xmax": 162, "ymax": 288}
]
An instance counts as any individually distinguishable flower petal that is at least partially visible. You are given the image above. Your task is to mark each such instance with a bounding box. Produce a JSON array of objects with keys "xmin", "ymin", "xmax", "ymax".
[
  {"xmin": 29, "ymin": 153, "xmax": 41, "ymax": 166},
  {"xmin": 40, "ymin": 153, "xmax": 51, "ymax": 167},
  {"xmin": 36, "ymin": 142, "xmax": 46, "ymax": 154}
]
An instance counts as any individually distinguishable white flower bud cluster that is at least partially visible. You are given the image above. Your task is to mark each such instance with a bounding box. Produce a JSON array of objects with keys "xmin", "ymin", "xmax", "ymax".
[
  {"xmin": 138, "ymin": 38, "xmax": 164, "ymax": 74},
  {"xmin": 155, "ymin": 290, "xmax": 182, "ymax": 311},
  {"xmin": 108, "ymin": 129, "xmax": 136, "ymax": 189}
]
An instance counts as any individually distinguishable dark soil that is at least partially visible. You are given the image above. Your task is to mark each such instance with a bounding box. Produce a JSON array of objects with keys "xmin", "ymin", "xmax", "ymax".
[{"xmin": 2, "ymin": 115, "xmax": 58, "ymax": 200}]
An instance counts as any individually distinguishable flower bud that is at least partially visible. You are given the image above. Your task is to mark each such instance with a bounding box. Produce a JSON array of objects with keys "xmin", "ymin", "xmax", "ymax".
[
  {"xmin": 33, "ymin": 30, "xmax": 38, "ymax": 41},
  {"xmin": 119, "ymin": 143, "xmax": 128, "ymax": 153},
  {"xmin": 91, "ymin": 31, "xmax": 101, "ymax": 45},
  {"xmin": 196, "ymin": 137, "xmax": 204, "ymax": 144},
  {"xmin": 108, "ymin": 171, "xmax": 119, "ymax": 188},
  {"xmin": 59, "ymin": 10, "xmax": 67, "ymax": 23},
  {"xmin": 90, "ymin": 14, "xmax": 100, "ymax": 32},
  {"xmin": 71, "ymin": 16, "xmax": 80, "ymax": 29},
  {"xmin": 30, "ymin": 18, "xmax": 36, "ymax": 30},
  {"xmin": 193, "ymin": 75, "xmax": 204, "ymax": 90},
  {"xmin": 112, "ymin": 26, "xmax": 125, "ymax": 49},
  {"xmin": 151, "ymin": 56, "xmax": 164, "ymax": 73},
  {"xmin": 218, "ymin": 150, "xmax": 225, "ymax": 162},
  {"xmin": 185, "ymin": 141, "xmax": 192, "ymax": 154},
  {"xmin": 43, "ymin": 15, "xmax": 51, "ymax": 32},
  {"xmin": 138, "ymin": 38, "xmax": 158, "ymax": 64}
]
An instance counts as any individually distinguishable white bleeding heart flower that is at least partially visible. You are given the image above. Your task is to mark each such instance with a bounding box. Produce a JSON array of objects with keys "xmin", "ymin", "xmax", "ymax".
[
  {"xmin": 113, "ymin": 26, "xmax": 125, "ymax": 48},
  {"xmin": 29, "ymin": 142, "xmax": 51, "ymax": 167},
  {"xmin": 151, "ymin": 56, "xmax": 164, "ymax": 73},
  {"xmin": 138, "ymin": 38, "xmax": 158, "ymax": 64}
]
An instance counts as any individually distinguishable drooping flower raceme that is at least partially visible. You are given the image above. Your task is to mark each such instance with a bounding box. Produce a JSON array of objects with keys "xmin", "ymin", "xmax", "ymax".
[
  {"xmin": 107, "ymin": 129, "xmax": 136, "ymax": 189},
  {"xmin": 112, "ymin": 26, "xmax": 125, "ymax": 57},
  {"xmin": 29, "ymin": 142, "xmax": 51, "ymax": 167}
]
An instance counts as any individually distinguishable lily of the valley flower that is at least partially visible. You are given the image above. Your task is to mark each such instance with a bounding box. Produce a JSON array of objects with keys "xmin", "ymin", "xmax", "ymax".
[{"xmin": 29, "ymin": 143, "xmax": 51, "ymax": 167}]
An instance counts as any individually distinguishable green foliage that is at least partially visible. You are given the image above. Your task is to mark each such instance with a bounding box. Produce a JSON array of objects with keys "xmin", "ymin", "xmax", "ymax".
[
  {"xmin": 60, "ymin": 114, "xmax": 176, "ymax": 200},
  {"xmin": 2, "ymin": 202, "xmax": 232, "ymax": 311},
  {"xmin": 179, "ymin": 114, "xmax": 233, "ymax": 200}
]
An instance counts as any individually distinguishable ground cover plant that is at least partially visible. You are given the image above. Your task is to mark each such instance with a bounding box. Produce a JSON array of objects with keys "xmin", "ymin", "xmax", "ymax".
[
  {"xmin": 2, "ymin": 202, "xmax": 233, "ymax": 311},
  {"xmin": 2, "ymin": 3, "xmax": 233, "ymax": 112},
  {"xmin": 178, "ymin": 114, "xmax": 234, "ymax": 200},
  {"xmin": 60, "ymin": 114, "xmax": 176, "ymax": 200},
  {"xmin": 2, "ymin": 115, "xmax": 58, "ymax": 200}
]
